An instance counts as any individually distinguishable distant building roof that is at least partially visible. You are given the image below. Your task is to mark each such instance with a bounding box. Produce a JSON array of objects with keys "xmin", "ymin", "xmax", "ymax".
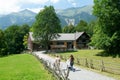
[{"xmin": 29, "ymin": 32, "xmax": 85, "ymax": 41}]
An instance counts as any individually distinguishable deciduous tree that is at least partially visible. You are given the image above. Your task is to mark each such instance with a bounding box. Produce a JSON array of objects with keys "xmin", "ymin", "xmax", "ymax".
[
  {"xmin": 75, "ymin": 20, "xmax": 88, "ymax": 32},
  {"xmin": 33, "ymin": 6, "xmax": 62, "ymax": 51},
  {"xmin": 91, "ymin": 0, "xmax": 120, "ymax": 56},
  {"xmin": 62, "ymin": 24, "xmax": 75, "ymax": 33},
  {"xmin": 0, "ymin": 29, "xmax": 7, "ymax": 56},
  {"xmin": 4, "ymin": 25, "xmax": 29, "ymax": 55}
]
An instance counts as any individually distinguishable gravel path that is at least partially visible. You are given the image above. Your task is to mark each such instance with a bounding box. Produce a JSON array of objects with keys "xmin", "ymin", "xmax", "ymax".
[{"xmin": 33, "ymin": 51, "xmax": 116, "ymax": 80}]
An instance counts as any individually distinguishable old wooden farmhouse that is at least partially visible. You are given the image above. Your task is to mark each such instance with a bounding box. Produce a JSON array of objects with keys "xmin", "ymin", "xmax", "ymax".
[{"xmin": 28, "ymin": 32, "xmax": 90, "ymax": 51}]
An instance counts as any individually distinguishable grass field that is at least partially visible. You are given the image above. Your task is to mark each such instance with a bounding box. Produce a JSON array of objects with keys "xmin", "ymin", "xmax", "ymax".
[
  {"xmin": 50, "ymin": 50, "xmax": 120, "ymax": 80},
  {"xmin": 54, "ymin": 50, "xmax": 120, "ymax": 66},
  {"xmin": 0, "ymin": 54, "xmax": 55, "ymax": 80}
]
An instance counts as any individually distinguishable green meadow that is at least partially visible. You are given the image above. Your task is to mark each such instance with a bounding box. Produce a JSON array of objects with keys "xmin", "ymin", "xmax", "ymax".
[
  {"xmin": 0, "ymin": 54, "xmax": 55, "ymax": 80},
  {"xmin": 53, "ymin": 50, "xmax": 120, "ymax": 66}
]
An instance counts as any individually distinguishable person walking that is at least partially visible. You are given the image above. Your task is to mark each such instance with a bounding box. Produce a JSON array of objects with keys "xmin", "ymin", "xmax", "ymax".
[
  {"xmin": 54, "ymin": 55, "xmax": 61, "ymax": 70},
  {"xmin": 69, "ymin": 54, "xmax": 75, "ymax": 71}
]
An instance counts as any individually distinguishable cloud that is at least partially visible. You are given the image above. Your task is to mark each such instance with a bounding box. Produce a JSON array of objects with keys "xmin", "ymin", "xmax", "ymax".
[
  {"xmin": 67, "ymin": 0, "xmax": 74, "ymax": 3},
  {"xmin": 67, "ymin": 0, "xmax": 77, "ymax": 7},
  {"xmin": 0, "ymin": 0, "xmax": 61, "ymax": 14},
  {"xmin": 72, "ymin": 2, "xmax": 77, "ymax": 7},
  {"xmin": 21, "ymin": 0, "xmax": 59, "ymax": 4},
  {"xmin": 21, "ymin": 0, "xmax": 60, "ymax": 13},
  {"xmin": 0, "ymin": 0, "xmax": 21, "ymax": 14},
  {"xmin": 0, "ymin": 0, "xmax": 93, "ymax": 14},
  {"xmin": 27, "ymin": 8, "xmax": 44, "ymax": 13},
  {"xmin": 23, "ymin": 0, "xmax": 49, "ymax": 4},
  {"xmin": 50, "ymin": 0, "xmax": 59, "ymax": 3}
]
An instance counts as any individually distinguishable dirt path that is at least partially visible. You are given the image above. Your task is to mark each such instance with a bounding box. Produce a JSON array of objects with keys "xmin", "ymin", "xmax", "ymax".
[{"xmin": 33, "ymin": 51, "xmax": 115, "ymax": 80}]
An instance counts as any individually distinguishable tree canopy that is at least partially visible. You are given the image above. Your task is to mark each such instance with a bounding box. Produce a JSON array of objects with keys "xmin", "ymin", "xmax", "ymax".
[
  {"xmin": 0, "ymin": 24, "xmax": 29, "ymax": 56},
  {"xmin": 62, "ymin": 24, "xmax": 75, "ymax": 33},
  {"xmin": 33, "ymin": 6, "xmax": 62, "ymax": 51},
  {"xmin": 90, "ymin": 0, "xmax": 120, "ymax": 56},
  {"xmin": 76, "ymin": 20, "xmax": 88, "ymax": 32},
  {"xmin": 0, "ymin": 29, "xmax": 7, "ymax": 56}
]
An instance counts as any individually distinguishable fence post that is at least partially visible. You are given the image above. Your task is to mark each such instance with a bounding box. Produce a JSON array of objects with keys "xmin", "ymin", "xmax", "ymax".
[
  {"xmin": 63, "ymin": 56, "xmax": 67, "ymax": 61},
  {"xmin": 64, "ymin": 68, "xmax": 70, "ymax": 80},
  {"xmin": 77, "ymin": 58, "xmax": 80, "ymax": 65},
  {"xmin": 49, "ymin": 62, "xmax": 51, "ymax": 68},
  {"xmin": 60, "ymin": 55, "xmax": 63, "ymax": 60},
  {"xmin": 90, "ymin": 59, "xmax": 93, "ymax": 69},
  {"xmin": 53, "ymin": 54, "xmax": 56, "ymax": 57},
  {"xmin": 85, "ymin": 58, "xmax": 88, "ymax": 67},
  {"xmin": 100, "ymin": 60, "xmax": 105, "ymax": 72}
]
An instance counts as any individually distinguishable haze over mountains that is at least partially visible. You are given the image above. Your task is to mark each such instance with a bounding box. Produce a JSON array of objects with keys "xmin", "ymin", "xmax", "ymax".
[{"xmin": 0, "ymin": 5, "xmax": 96, "ymax": 29}]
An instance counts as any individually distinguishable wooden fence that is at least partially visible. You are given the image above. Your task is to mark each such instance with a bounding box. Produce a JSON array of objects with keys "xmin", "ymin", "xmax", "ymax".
[
  {"xmin": 32, "ymin": 53, "xmax": 70, "ymax": 80},
  {"xmin": 50, "ymin": 54, "xmax": 120, "ymax": 75}
]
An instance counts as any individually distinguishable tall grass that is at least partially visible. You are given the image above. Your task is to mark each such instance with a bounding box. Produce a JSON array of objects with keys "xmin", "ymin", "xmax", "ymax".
[{"xmin": 0, "ymin": 54, "xmax": 55, "ymax": 80}]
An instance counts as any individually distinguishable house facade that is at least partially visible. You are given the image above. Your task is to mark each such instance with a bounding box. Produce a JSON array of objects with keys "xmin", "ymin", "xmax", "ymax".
[{"xmin": 28, "ymin": 32, "xmax": 90, "ymax": 51}]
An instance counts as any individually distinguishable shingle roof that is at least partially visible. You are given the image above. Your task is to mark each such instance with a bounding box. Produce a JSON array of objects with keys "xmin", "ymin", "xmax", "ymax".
[{"xmin": 29, "ymin": 32, "xmax": 84, "ymax": 41}]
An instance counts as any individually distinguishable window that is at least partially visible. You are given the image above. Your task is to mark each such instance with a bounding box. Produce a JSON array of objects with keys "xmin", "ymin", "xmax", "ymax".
[{"xmin": 57, "ymin": 42, "xmax": 64, "ymax": 45}]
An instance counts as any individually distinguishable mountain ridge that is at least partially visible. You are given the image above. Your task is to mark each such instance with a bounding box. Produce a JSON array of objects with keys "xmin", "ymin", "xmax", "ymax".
[{"xmin": 0, "ymin": 5, "xmax": 96, "ymax": 29}]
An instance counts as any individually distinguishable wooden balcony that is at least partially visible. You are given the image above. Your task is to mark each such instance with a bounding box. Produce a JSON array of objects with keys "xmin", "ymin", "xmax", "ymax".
[{"xmin": 50, "ymin": 45, "xmax": 67, "ymax": 49}]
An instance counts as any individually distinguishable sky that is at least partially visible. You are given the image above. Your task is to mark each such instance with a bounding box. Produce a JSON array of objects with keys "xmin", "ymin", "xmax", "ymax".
[{"xmin": 0, "ymin": 0, "xmax": 93, "ymax": 15}]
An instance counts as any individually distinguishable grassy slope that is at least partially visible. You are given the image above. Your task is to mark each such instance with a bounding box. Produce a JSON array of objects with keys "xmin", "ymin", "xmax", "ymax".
[
  {"xmin": 0, "ymin": 54, "xmax": 55, "ymax": 80},
  {"xmin": 52, "ymin": 50, "xmax": 120, "ymax": 80}
]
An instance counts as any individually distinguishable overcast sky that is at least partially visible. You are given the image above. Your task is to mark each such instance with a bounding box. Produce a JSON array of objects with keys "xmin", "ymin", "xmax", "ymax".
[{"xmin": 0, "ymin": 0, "xmax": 93, "ymax": 15}]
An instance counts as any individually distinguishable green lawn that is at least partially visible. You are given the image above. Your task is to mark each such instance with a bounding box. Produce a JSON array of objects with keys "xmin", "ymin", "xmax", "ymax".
[
  {"xmin": 0, "ymin": 54, "xmax": 55, "ymax": 80},
  {"xmin": 50, "ymin": 50, "xmax": 120, "ymax": 80}
]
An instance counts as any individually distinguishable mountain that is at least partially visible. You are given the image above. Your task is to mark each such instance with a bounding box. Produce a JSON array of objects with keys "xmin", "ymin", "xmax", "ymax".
[
  {"xmin": 0, "ymin": 5, "xmax": 96, "ymax": 29},
  {"xmin": 56, "ymin": 5, "xmax": 93, "ymax": 17},
  {"xmin": 56, "ymin": 5, "xmax": 96, "ymax": 26},
  {"xmin": 0, "ymin": 9, "xmax": 36, "ymax": 29}
]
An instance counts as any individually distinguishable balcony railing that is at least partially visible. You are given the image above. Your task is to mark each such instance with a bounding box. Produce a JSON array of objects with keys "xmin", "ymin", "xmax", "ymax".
[{"xmin": 50, "ymin": 45, "xmax": 67, "ymax": 49}]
